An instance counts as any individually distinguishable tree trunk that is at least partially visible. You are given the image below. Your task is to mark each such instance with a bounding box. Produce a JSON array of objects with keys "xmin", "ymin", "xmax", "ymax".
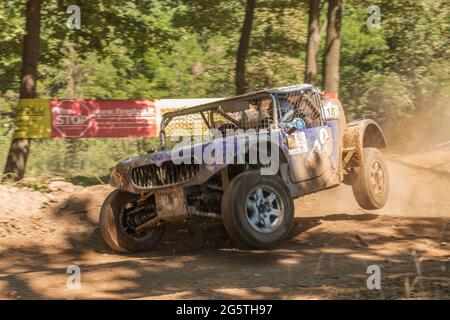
[
  {"xmin": 63, "ymin": 42, "xmax": 84, "ymax": 173},
  {"xmin": 323, "ymin": 0, "xmax": 342, "ymax": 97},
  {"xmin": 305, "ymin": 0, "xmax": 321, "ymax": 84},
  {"xmin": 3, "ymin": 0, "xmax": 41, "ymax": 180},
  {"xmin": 236, "ymin": 0, "xmax": 256, "ymax": 95}
]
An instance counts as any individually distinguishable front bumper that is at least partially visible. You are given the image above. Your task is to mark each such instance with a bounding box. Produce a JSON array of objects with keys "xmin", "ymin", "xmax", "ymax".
[{"xmin": 109, "ymin": 158, "xmax": 227, "ymax": 194}]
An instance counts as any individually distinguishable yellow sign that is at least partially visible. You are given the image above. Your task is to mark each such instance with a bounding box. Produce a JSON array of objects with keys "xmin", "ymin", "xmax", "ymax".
[{"xmin": 13, "ymin": 99, "xmax": 52, "ymax": 139}]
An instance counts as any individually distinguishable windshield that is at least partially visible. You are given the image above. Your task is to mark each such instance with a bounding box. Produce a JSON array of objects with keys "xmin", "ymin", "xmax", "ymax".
[
  {"xmin": 159, "ymin": 92, "xmax": 275, "ymax": 148},
  {"xmin": 158, "ymin": 87, "xmax": 324, "ymax": 148}
]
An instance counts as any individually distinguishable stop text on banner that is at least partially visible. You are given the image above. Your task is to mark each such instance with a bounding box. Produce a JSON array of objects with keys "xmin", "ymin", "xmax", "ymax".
[{"xmin": 12, "ymin": 98, "xmax": 221, "ymax": 139}]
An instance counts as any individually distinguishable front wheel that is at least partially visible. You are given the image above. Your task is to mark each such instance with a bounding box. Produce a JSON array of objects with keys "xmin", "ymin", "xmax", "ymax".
[
  {"xmin": 222, "ymin": 171, "xmax": 294, "ymax": 248},
  {"xmin": 99, "ymin": 190, "xmax": 165, "ymax": 253},
  {"xmin": 352, "ymin": 148, "xmax": 389, "ymax": 210}
]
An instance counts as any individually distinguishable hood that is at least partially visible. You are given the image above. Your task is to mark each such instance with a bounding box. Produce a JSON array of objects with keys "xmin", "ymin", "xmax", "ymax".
[{"xmin": 108, "ymin": 140, "xmax": 221, "ymax": 191}]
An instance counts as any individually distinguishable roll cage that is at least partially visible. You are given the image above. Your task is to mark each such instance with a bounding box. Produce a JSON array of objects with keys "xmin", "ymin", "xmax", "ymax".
[{"xmin": 159, "ymin": 84, "xmax": 324, "ymax": 148}]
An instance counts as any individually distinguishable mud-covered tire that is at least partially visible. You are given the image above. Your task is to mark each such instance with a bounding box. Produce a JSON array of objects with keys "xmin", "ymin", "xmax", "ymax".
[
  {"xmin": 222, "ymin": 171, "xmax": 294, "ymax": 248},
  {"xmin": 99, "ymin": 189, "xmax": 165, "ymax": 253},
  {"xmin": 352, "ymin": 148, "xmax": 389, "ymax": 210}
]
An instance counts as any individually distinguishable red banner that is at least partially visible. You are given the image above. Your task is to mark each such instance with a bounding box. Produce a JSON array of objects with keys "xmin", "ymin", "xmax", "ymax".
[{"xmin": 51, "ymin": 99, "xmax": 157, "ymax": 138}]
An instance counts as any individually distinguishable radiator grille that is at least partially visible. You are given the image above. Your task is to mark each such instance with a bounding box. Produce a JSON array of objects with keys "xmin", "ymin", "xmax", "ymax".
[{"xmin": 131, "ymin": 162, "xmax": 200, "ymax": 188}]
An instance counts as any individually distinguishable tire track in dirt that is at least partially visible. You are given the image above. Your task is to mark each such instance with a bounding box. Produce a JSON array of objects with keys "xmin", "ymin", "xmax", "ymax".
[{"xmin": 0, "ymin": 159, "xmax": 448, "ymax": 299}]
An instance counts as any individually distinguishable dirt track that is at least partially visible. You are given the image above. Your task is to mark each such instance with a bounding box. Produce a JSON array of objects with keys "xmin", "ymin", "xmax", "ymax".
[{"xmin": 0, "ymin": 158, "xmax": 448, "ymax": 299}]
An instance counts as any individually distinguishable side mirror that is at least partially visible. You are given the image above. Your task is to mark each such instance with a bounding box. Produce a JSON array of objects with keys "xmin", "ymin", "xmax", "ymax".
[{"xmin": 281, "ymin": 109, "xmax": 295, "ymax": 123}]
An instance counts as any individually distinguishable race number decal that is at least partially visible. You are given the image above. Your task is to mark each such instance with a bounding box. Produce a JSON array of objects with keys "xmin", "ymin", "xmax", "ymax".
[
  {"xmin": 322, "ymin": 101, "xmax": 340, "ymax": 120},
  {"xmin": 319, "ymin": 127, "xmax": 329, "ymax": 144},
  {"xmin": 319, "ymin": 127, "xmax": 333, "ymax": 156},
  {"xmin": 313, "ymin": 139, "xmax": 322, "ymax": 152}
]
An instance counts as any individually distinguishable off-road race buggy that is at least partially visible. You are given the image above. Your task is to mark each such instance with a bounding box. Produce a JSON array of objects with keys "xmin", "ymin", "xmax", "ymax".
[{"xmin": 100, "ymin": 84, "xmax": 389, "ymax": 253}]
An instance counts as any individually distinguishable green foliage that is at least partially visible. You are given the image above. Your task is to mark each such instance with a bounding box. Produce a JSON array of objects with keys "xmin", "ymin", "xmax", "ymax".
[
  {"xmin": 0, "ymin": 1, "xmax": 24, "ymax": 94},
  {"xmin": 0, "ymin": 0, "xmax": 449, "ymax": 177},
  {"xmin": 340, "ymin": 0, "xmax": 450, "ymax": 129},
  {"xmin": 246, "ymin": 3, "xmax": 308, "ymax": 88}
]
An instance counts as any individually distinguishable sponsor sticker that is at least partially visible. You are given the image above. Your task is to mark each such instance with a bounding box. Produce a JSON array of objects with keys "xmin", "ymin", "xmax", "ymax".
[
  {"xmin": 14, "ymin": 99, "xmax": 52, "ymax": 139},
  {"xmin": 288, "ymin": 131, "xmax": 308, "ymax": 155}
]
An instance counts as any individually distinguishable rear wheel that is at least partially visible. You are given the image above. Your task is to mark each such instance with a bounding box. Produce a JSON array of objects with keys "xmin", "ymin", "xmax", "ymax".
[
  {"xmin": 99, "ymin": 190, "xmax": 165, "ymax": 253},
  {"xmin": 352, "ymin": 148, "xmax": 389, "ymax": 209},
  {"xmin": 222, "ymin": 171, "xmax": 294, "ymax": 248}
]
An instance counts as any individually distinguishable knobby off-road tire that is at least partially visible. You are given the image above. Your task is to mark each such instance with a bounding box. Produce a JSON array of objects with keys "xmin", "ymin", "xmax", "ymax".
[
  {"xmin": 352, "ymin": 147, "xmax": 389, "ymax": 210},
  {"xmin": 222, "ymin": 171, "xmax": 294, "ymax": 248},
  {"xmin": 99, "ymin": 189, "xmax": 165, "ymax": 253}
]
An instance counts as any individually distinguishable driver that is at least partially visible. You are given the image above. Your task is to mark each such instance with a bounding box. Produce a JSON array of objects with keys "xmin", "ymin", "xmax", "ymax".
[
  {"xmin": 268, "ymin": 98, "xmax": 312, "ymax": 129},
  {"xmin": 278, "ymin": 98, "xmax": 294, "ymax": 119},
  {"xmin": 266, "ymin": 98, "xmax": 293, "ymax": 123},
  {"xmin": 262, "ymin": 97, "xmax": 315, "ymax": 130}
]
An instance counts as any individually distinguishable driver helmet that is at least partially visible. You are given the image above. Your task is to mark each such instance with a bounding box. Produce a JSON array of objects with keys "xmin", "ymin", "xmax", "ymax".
[
  {"xmin": 278, "ymin": 98, "xmax": 294, "ymax": 119},
  {"xmin": 268, "ymin": 98, "xmax": 294, "ymax": 119}
]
